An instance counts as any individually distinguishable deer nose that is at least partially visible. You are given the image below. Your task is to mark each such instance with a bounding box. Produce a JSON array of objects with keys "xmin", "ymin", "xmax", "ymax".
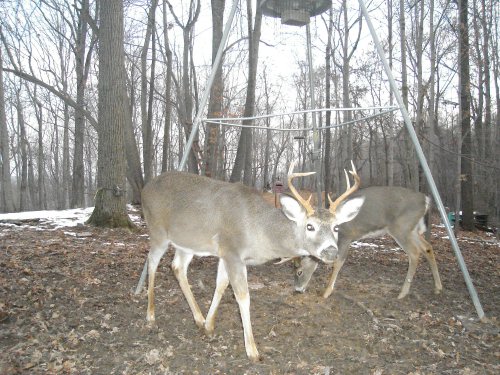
[{"xmin": 319, "ymin": 246, "xmax": 337, "ymax": 263}]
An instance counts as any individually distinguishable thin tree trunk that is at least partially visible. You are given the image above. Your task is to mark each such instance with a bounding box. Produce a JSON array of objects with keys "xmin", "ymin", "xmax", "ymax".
[
  {"xmin": 71, "ymin": 0, "xmax": 90, "ymax": 208},
  {"xmin": 399, "ymin": 0, "xmax": 413, "ymax": 188},
  {"xmin": 35, "ymin": 99, "xmax": 46, "ymax": 209},
  {"xmin": 17, "ymin": 94, "xmax": 29, "ymax": 211},
  {"xmin": 230, "ymin": 2, "xmax": 262, "ymax": 184},
  {"xmin": 161, "ymin": 0, "xmax": 173, "ymax": 173},
  {"xmin": 0, "ymin": 33, "xmax": 15, "ymax": 212},
  {"xmin": 458, "ymin": 0, "xmax": 475, "ymax": 231},
  {"xmin": 415, "ymin": 0, "xmax": 425, "ymax": 192},
  {"xmin": 141, "ymin": 0, "xmax": 158, "ymax": 183},
  {"xmin": 324, "ymin": 8, "xmax": 333, "ymax": 208}
]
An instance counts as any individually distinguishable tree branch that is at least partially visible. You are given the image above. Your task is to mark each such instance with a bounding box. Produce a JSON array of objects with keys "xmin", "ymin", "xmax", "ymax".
[{"xmin": 3, "ymin": 68, "xmax": 98, "ymax": 129}]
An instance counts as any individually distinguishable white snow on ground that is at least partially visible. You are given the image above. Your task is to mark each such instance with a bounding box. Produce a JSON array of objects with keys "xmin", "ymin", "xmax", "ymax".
[{"xmin": 0, "ymin": 205, "xmax": 142, "ymax": 230}]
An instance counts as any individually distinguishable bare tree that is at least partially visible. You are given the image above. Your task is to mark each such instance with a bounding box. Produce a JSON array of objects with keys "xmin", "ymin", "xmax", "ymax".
[
  {"xmin": 204, "ymin": 0, "xmax": 225, "ymax": 178},
  {"xmin": 71, "ymin": 0, "xmax": 94, "ymax": 208},
  {"xmin": 160, "ymin": 1, "xmax": 173, "ymax": 173},
  {"xmin": 230, "ymin": 1, "xmax": 262, "ymax": 184},
  {"xmin": 0, "ymin": 27, "xmax": 15, "ymax": 212},
  {"xmin": 324, "ymin": 7, "xmax": 333, "ymax": 208},
  {"xmin": 166, "ymin": 0, "xmax": 201, "ymax": 174},
  {"xmin": 86, "ymin": 0, "xmax": 132, "ymax": 228},
  {"xmin": 458, "ymin": 0, "xmax": 475, "ymax": 231},
  {"xmin": 141, "ymin": 0, "xmax": 159, "ymax": 183}
]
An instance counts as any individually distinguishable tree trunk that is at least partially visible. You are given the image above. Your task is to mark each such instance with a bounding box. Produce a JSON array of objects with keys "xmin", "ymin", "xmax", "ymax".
[
  {"xmin": 16, "ymin": 95, "xmax": 29, "ymax": 211},
  {"xmin": 141, "ymin": 0, "xmax": 158, "ymax": 183},
  {"xmin": 324, "ymin": 8, "xmax": 333, "ymax": 208},
  {"xmin": 35, "ymin": 99, "xmax": 46, "ymax": 209},
  {"xmin": 204, "ymin": 0, "xmax": 225, "ymax": 178},
  {"xmin": 415, "ymin": 0, "xmax": 426, "ymax": 193},
  {"xmin": 458, "ymin": 0, "xmax": 475, "ymax": 231},
  {"xmin": 124, "ymin": 108, "xmax": 144, "ymax": 205},
  {"xmin": 71, "ymin": 0, "xmax": 90, "ymax": 208},
  {"xmin": 86, "ymin": 0, "xmax": 132, "ymax": 228},
  {"xmin": 262, "ymin": 69, "xmax": 271, "ymax": 190},
  {"xmin": 161, "ymin": 1, "xmax": 173, "ymax": 173},
  {"xmin": 386, "ymin": 0, "xmax": 394, "ymax": 186},
  {"xmin": 230, "ymin": 2, "xmax": 262, "ymax": 184},
  {"xmin": 62, "ymin": 100, "xmax": 70, "ymax": 209},
  {"xmin": 166, "ymin": 0, "xmax": 201, "ymax": 173},
  {"xmin": 399, "ymin": 0, "xmax": 414, "ymax": 189},
  {"xmin": 0, "ymin": 37, "xmax": 15, "ymax": 212}
]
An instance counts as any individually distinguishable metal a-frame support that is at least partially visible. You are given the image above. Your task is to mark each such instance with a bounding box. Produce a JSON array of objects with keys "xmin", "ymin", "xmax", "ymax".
[{"xmin": 358, "ymin": 0, "xmax": 484, "ymax": 319}]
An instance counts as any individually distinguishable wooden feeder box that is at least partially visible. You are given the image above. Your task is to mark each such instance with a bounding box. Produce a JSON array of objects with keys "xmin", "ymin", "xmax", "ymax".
[{"xmin": 261, "ymin": 0, "xmax": 331, "ymax": 27}]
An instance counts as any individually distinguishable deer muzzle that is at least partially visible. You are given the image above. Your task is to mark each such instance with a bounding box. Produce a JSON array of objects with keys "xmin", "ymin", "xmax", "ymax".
[{"xmin": 318, "ymin": 246, "xmax": 337, "ymax": 264}]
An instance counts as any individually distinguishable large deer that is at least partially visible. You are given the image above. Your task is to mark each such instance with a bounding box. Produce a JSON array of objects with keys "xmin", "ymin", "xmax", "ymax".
[
  {"xmin": 294, "ymin": 165, "xmax": 442, "ymax": 300},
  {"xmin": 141, "ymin": 161, "xmax": 365, "ymax": 361}
]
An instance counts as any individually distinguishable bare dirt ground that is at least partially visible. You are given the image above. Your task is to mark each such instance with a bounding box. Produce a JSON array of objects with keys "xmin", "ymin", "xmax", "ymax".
[{"xmin": 0, "ymin": 210, "xmax": 498, "ymax": 374}]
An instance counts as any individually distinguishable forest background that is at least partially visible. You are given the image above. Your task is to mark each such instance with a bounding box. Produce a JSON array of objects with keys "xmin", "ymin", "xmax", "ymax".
[{"xmin": 0, "ymin": 0, "xmax": 498, "ymax": 231}]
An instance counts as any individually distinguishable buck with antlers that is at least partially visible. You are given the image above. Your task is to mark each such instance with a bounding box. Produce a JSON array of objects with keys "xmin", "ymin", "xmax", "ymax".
[
  {"xmin": 141, "ymin": 161, "xmax": 365, "ymax": 361},
  {"xmin": 294, "ymin": 163, "xmax": 442, "ymax": 300}
]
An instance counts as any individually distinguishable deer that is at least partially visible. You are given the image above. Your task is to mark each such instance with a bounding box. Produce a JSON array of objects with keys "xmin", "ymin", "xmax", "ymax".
[
  {"xmin": 141, "ymin": 161, "xmax": 365, "ymax": 361},
  {"xmin": 294, "ymin": 164, "xmax": 443, "ymax": 300}
]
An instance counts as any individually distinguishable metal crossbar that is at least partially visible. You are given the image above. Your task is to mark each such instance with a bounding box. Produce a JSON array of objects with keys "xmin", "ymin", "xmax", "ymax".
[{"xmin": 203, "ymin": 106, "xmax": 399, "ymax": 132}]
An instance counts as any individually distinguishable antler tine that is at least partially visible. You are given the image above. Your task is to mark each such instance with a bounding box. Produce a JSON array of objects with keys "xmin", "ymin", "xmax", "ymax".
[
  {"xmin": 329, "ymin": 161, "xmax": 361, "ymax": 215},
  {"xmin": 344, "ymin": 169, "xmax": 351, "ymax": 189},
  {"xmin": 287, "ymin": 160, "xmax": 316, "ymax": 217}
]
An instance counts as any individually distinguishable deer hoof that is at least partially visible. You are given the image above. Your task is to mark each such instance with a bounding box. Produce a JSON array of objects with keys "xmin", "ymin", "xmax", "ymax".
[{"xmin": 248, "ymin": 352, "xmax": 261, "ymax": 362}]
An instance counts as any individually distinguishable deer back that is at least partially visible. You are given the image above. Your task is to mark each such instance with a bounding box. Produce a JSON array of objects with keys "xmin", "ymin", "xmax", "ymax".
[
  {"xmin": 141, "ymin": 171, "xmax": 339, "ymax": 264},
  {"xmin": 337, "ymin": 186, "xmax": 429, "ymax": 243}
]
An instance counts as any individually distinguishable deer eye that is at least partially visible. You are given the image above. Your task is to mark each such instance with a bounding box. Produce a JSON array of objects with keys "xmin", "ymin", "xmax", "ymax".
[
  {"xmin": 333, "ymin": 225, "xmax": 339, "ymax": 233},
  {"xmin": 306, "ymin": 224, "xmax": 315, "ymax": 231}
]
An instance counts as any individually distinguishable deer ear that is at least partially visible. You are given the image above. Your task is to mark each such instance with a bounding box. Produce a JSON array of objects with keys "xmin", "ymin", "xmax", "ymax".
[
  {"xmin": 335, "ymin": 196, "xmax": 365, "ymax": 224},
  {"xmin": 280, "ymin": 194, "xmax": 307, "ymax": 223}
]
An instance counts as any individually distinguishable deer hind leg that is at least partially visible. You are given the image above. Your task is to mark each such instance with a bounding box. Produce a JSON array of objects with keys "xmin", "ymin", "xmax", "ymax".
[
  {"xmin": 396, "ymin": 236, "xmax": 421, "ymax": 299},
  {"xmin": 171, "ymin": 250, "xmax": 205, "ymax": 329},
  {"xmin": 205, "ymin": 259, "xmax": 230, "ymax": 335},
  {"xmin": 147, "ymin": 238, "xmax": 170, "ymax": 322},
  {"xmin": 224, "ymin": 258, "xmax": 259, "ymax": 362},
  {"xmin": 416, "ymin": 234, "xmax": 443, "ymax": 295},
  {"xmin": 323, "ymin": 258, "xmax": 346, "ymax": 299}
]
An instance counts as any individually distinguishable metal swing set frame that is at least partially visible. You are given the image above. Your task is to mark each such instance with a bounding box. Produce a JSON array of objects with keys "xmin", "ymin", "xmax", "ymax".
[{"xmin": 134, "ymin": 0, "xmax": 485, "ymax": 320}]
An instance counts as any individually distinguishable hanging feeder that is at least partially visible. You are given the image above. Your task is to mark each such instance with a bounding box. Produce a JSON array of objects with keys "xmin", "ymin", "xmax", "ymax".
[{"xmin": 261, "ymin": 0, "xmax": 331, "ymax": 26}]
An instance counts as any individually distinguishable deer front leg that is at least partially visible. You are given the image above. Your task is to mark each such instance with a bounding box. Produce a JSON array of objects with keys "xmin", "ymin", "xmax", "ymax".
[
  {"xmin": 205, "ymin": 259, "xmax": 230, "ymax": 335},
  {"xmin": 323, "ymin": 258, "xmax": 346, "ymax": 299},
  {"xmin": 172, "ymin": 251, "xmax": 205, "ymax": 329},
  {"xmin": 224, "ymin": 258, "xmax": 260, "ymax": 362}
]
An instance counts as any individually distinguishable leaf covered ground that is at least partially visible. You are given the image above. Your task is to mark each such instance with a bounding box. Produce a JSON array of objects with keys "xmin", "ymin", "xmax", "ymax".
[{"xmin": 0, "ymin": 210, "xmax": 499, "ymax": 374}]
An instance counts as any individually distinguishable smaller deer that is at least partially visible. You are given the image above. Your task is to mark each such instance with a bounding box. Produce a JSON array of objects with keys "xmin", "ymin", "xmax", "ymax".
[
  {"xmin": 141, "ymin": 161, "xmax": 365, "ymax": 361},
  {"xmin": 294, "ymin": 166, "xmax": 442, "ymax": 300}
]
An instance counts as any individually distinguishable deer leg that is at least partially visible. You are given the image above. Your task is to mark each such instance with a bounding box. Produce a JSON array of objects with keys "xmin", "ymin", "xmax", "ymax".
[
  {"xmin": 417, "ymin": 235, "xmax": 443, "ymax": 294},
  {"xmin": 147, "ymin": 240, "xmax": 169, "ymax": 322},
  {"xmin": 398, "ymin": 239, "xmax": 421, "ymax": 299},
  {"xmin": 171, "ymin": 250, "xmax": 205, "ymax": 329},
  {"xmin": 224, "ymin": 258, "xmax": 260, "ymax": 362},
  {"xmin": 205, "ymin": 259, "xmax": 230, "ymax": 335},
  {"xmin": 323, "ymin": 258, "xmax": 346, "ymax": 299}
]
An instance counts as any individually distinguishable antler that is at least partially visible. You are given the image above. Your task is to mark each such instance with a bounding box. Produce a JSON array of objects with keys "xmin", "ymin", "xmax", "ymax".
[
  {"xmin": 328, "ymin": 160, "xmax": 361, "ymax": 215},
  {"xmin": 287, "ymin": 160, "xmax": 316, "ymax": 217}
]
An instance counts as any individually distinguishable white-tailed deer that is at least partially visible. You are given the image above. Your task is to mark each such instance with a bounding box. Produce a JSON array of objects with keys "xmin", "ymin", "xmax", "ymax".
[
  {"xmin": 141, "ymin": 161, "xmax": 365, "ymax": 361},
  {"xmin": 294, "ymin": 167, "xmax": 442, "ymax": 300}
]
